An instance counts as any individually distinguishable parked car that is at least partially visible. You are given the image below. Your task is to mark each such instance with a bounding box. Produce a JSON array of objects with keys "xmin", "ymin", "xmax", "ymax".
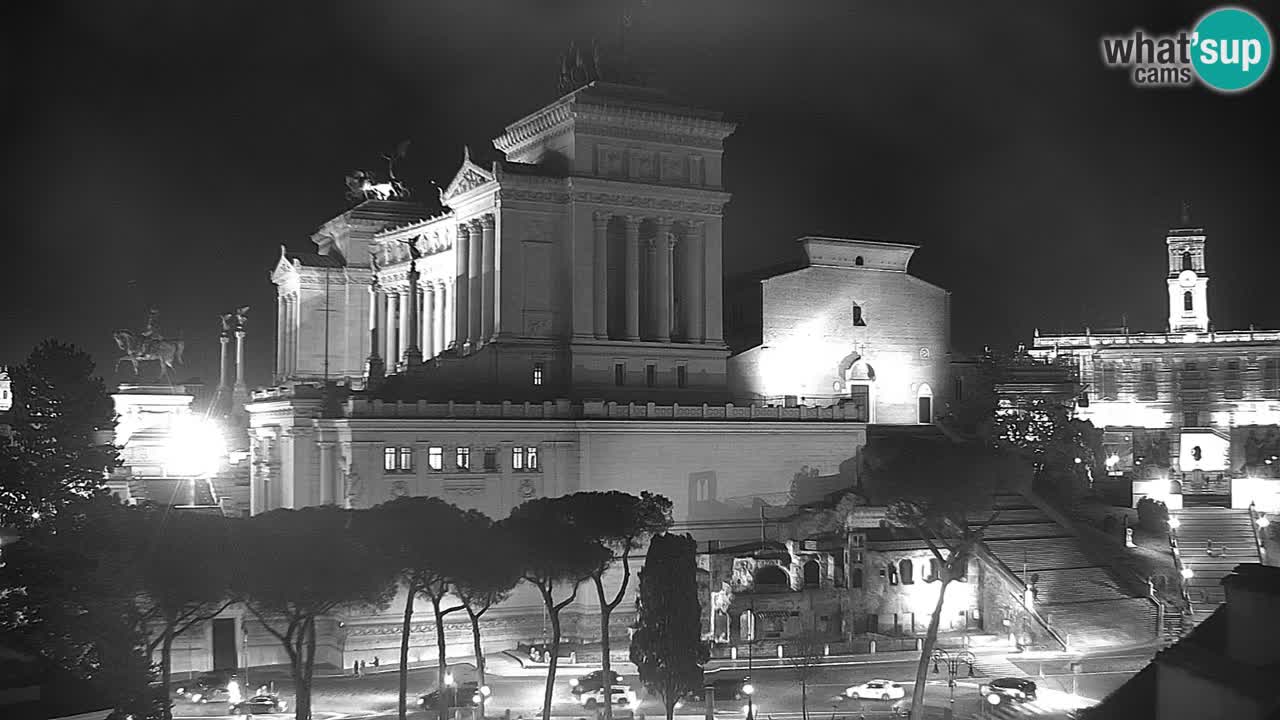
[
  {"xmin": 844, "ymin": 679, "xmax": 905, "ymax": 701},
  {"xmin": 420, "ymin": 682, "xmax": 483, "ymax": 709},
  {"xmin": 229, "ymin": 694, "xmax": 286, "ymax": 715},
  {"xmin": 569, "ymin": 670, "xmax": 625, "ymax": 695},
  {"xmin": 979, "ymin": 677, "xmax": 1037, "ymax": 703},
  {"xmin": 684, "ymin": 674, "xmax": 749, "ymax": 702},
  {"xmin": 578, "ymin": 685, "xmax": 638, "ymax": 709}
]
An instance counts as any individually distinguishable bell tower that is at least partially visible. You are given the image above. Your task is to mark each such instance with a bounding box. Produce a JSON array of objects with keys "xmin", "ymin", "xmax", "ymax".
[{"xmin": 1166, "ymin": 204, "xmax": 1209, "ymax": 333}]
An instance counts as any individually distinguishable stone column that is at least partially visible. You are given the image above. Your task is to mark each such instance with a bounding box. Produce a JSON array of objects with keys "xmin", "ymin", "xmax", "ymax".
[
  {"xmin": 318, "ymin": 440, "xmax": 334, "ymax": 505},
  {"xmin": 365, "ymin": 283, "xmax": 384, "ymax": 385},
  {"xmin": 480, "ymin": 214, "xmax": 496, "ymax": 342},
  {"xmin": 455, "ymin": 224, "xmax": 471, "ymax": 350},
  {"xmin": 219, "ymin": 332, "xmax": 231, "ymax": 395},
  {"xmin": 468, "ymin": 219, "xmax": 483, "ymax": 348},
  {"xmin": 704, "ymin": 218, "xmax": 725, "ymax": 344},
  {"xmin": 403, "ymin": 260, "xmax": 422, "ymax": 368},
  {"xmin": 423, "ymin": 284, "xmax": 436, "ymax": 358},
  {"xmin": 233, "ymin": 329, "xmax": 248, "ymax": 402},
  {"xmin": 655, "ymin": 217, "xmax": 674, "ymax": 343},
  {"xmin": 275, "ymin": 296, "xmax": 286, "ymax": 379},
  {"xmin": 624, "ymin": 215, "xmax": 641, "ymax": 341},
  {"xmin": 593, "ymin": 211, "xmax": 609, "ymax": 339},
  {"xmin": 286, "ymin": 294, "xmax": 297, "ymax": 375},
  {"xmin": 437, "ymin": 281, "xmax": 449, "ymax": 351},
  {"xmin": 682, "ymin": 221, "xmax": 705, "ymax": 343},
  {"xmin": 385, "ymin": 291, "xmax": 399, "ymax": 364}
]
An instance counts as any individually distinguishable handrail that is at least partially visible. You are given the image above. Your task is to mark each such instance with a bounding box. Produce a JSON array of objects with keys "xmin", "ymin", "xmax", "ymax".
[
  {"xmin": 971, "ymin": 542, "xmax": 1069, "ymax": 651},
  {"xmin": 1168, "ymin": 528, "xmax": 1194, "ymax": 614},
  {"xmin": 1247, "ymin": 501, "xmax": 1267, "ymax": 561}
]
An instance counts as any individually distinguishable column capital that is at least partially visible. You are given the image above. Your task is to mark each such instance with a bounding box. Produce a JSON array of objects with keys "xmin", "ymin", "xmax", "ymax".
[
  {"xmin": 479, "ymin": 213, "xmax": 496, "ymax": 230},
  {"xmin": 457, "ymin": 222, "xmax": 472, "ymax": 237},
  {"xmin": 623, "ymin": 214, "xmax": 642, "ymax": 231},
  {"xmin": 684, "ymin": 218, "xmax": 706, "ymax": 234},
  {"xmin": 592, "ymin": 211, "xmax": 611, "ymax": 228},
  {"xmin": 654, "ymin": 216, "xmax": 675, "ymax": 231}
]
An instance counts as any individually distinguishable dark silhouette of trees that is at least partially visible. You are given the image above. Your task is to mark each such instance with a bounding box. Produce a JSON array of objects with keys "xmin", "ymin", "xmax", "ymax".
[
  {"xmin": 630, "ymin": 533, "xmax": 708, "ymax": 720},
  {"xmin": 502, "ymin": 497, "xmax": 609, "ymax": 720},
  {"xmin": 0, "ymin": 495, "xmax": 162, "ymax": 719},
  {"xmin": 859, "ymin": 431, "xmax": 1032, "ymax": 720},
  {"xmin": 454, "ymin": 514, "xmax": 522, "ymax": 719},
  {"xmin": 362, "ymin": 497, "xmax": 482, "ymax": 720},
  {"xmin": 233, "ymin": 507, "xmax": 396, "ymax": 720},
  {"xmin": 0, "ymin": 340, "xmax": 117, "ymax": 529},
  {"xmin": 561, "ymin": 491, "xmax": 673, "ymax": 720},
  {"xmin": 133, "ymin": 508, "xmax": 237, "ymax": 720}
]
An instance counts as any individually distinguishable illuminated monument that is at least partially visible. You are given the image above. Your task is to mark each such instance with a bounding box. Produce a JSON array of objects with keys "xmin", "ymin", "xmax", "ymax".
[
  {"xmin": 1030, "ymin": 211, "xmax": 1280, "ymax": 512},
  {"xmin": 226, "ymin": 80, "xmax": 966, "ymax": 672}
]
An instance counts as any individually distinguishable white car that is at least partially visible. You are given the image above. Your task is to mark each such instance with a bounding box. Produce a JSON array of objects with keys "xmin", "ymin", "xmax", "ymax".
[
  {"xmin": 845, "ymin": 680, "xmax": 905, "ymax": 701},
  {"xmin": 578, "ymin": 685, "xmax": 639, "ymax": 709}
]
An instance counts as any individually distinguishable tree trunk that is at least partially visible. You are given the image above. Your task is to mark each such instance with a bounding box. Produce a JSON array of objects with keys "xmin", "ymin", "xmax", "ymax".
[
  {"xmin": 160, "ymin": 628, "xmax": 175, "ymax": 720},
  {"xmin": 431, "ymin": 595, "xmax": 450, "ymax": 718},
  {"xmin": 288, "ymin": 632, "xmax": 307, "ymax": 720},
  {"xmin": 300, "ymin": 617, "xmax": 317, "ymax": 720},
  {"xmin": 539, "ymin": 587, "xmax": 562, "ymax": 720},
  {"xmin": 665, "ymin": 696, "xmax": 675, "ymax": 720},
  {"xmin": 399, "ymin": 584, "xmax": 416, "ymax": 720},
  {"xmin": 801, "ymin": 677, "xmax": 808, "ymax": 720},
  {"xmin": 910, "ymin": 579, "xmax": 951, "ymax": 720},
  {"xmin": 468, "ymin": 607, "xmax": 486, "ymax": 719},
  {"xmin": 594, "ymin": 576, "xmax": 614, "ymax": 720}
]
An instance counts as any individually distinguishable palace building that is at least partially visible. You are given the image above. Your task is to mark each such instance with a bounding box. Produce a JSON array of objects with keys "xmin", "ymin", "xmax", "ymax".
[
  {"xmin": 161, "ymin": 82, "xmax": 966, "ymax": 674},
  {"xmin": 1029, "ymin": 215, "xmax": 1280, "ymax": 513}
]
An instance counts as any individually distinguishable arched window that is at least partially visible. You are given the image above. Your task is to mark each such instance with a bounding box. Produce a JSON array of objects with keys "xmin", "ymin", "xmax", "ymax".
[
  {"xmin": 754, "ymin": 565, "xmax": 789, "ymax": 589},
  {"xmin": 917, "ymin": 383, "xmax": 934, "ymax": 424},
  {"xmin": 1182, "ymin": 251, "xmax": 1193, "ymax": 271},
  {"xmin": 928, "ymin": 558, "xmax": 941, "ymax": 582},
  {"xmin": 851, "ymin": 567, "xmax": 864, "ymax": 588},
  {"xmin": 803, "ymin": 560, "xmax": 821, "ymax": 588},
  {"xmin": 1184, "ymin": 291, "xmax": 1193, "ymax": 312},
  {"xmin": 899, "ymin": 559, "xmax": 914, "ymax": 585},
  {"xmin": 887, "ymin": 565, "xmax": 899, "ymax": 586},
  {"xmin": 855, "ymin": 256, "xmax": 865, "ymax": 266},
  {"xmin": 852, "ymin": 303, "xmax": 866, "ymax": 327}
]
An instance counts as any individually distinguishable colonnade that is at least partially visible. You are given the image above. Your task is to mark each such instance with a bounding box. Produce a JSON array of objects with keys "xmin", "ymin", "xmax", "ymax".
[
  {"xmin": 372, "ymin": 278, "xmax": 456, "ymax": 366},
  {"xmin": 592, "ymin": 212, "xmax": 709, "ymax": 343},
  {"xmin": 275, "ymin": 290, "xmax": 299, "ymax": 377}
]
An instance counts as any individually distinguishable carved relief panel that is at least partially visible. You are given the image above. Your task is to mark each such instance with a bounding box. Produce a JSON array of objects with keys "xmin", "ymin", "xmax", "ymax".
[
  {"xmin": 597, "ymin": 146, "xmax": 625, "ymax": 177},
  {"xmin": 630, "ymin": 150, "xmax": 657, "ymax": 180},
  {"xmin": 660, "ymin": 153, "xmax": 688, "ymax": 183}
]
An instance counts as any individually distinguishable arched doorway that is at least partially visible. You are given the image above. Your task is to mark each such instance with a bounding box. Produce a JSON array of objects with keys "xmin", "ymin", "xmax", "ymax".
[
  {"xmin": 917, "ymin": 383, "xmax": 934, "ymax": 424},
  {"xmin": 803, "ymin": 559, "xmax": 821, "ymax": 588},
  {"xmin": 754, "ymin": 565, "xmax": 789, "ymax": 590}
]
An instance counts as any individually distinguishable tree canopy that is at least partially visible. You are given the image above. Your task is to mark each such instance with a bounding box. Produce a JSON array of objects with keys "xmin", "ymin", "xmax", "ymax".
[{"xmin": 1, "ymin": 340, "xmax": 117, "ymax": 528}]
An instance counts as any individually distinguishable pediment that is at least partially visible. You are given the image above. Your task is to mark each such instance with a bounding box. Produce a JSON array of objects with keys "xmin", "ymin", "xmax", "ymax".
[
  {"xmin": 271, "ymin": 246, "xmax": 298, "ymax": 285},
  {"xmin": 442, "ymin": 149, "xmax": 495, "ymax": 202}
]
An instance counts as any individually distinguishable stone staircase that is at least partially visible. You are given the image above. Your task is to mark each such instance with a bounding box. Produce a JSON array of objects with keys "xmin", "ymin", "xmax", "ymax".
[
  {"xmin": 974, "ymin": 495, "xmax": 1157, "ymax": 648},
  {"xmin": 1173, "ymin": 507, "xmax": 1261, "ymax": 615}
]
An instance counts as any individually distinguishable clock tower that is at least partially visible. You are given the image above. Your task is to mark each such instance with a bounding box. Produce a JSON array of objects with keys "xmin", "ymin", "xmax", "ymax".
[{"xmin": 1166, "ymin": 212, "xmax": 1209, "ymax": 334}]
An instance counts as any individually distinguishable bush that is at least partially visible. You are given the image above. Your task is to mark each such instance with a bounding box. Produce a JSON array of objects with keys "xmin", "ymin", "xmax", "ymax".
[{"xmin": 1136, "ymin": 498, "xmax": 1170, "ymax": 533}]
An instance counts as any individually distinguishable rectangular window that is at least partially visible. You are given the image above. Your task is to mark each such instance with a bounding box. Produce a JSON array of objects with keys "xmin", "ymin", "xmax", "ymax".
[
  {"xmin": 428, "ymin": 446, "xmax": 443, "ymax": 471},
  {"xmin": 513, "ymin": 446, "xmax": 525, "ymax": 470},
  {"xmin": 398, "ymin": 447, "xmax": 413, "ymax": 472},
  {"xmin": 527, "ymin": 445, "xmax": 539, "ymax": 471},
  {"xmin": 1100, "ymin": 362, "xmax": 1118, "ymax": 400},
  {"xmin": 646, "ymin": 364, "xmax": 656, "ymax": 387},
  {"xmin": 483, "ymin": 448, "xmax": 498, "ymax": 471},
  {"xmin": 1138, "ymin": 362, "xmax": 1158, "ymax": 401},
  {"xmin": 532, "ymin": 362, "xmax": 544, "ymax": 386},
  {"xmin": 384, "ymin": 447, "xmax": 397, "ymax": 472},
  {"xmin": 1184, "ymin": 411, "xmax": 1198, "ymax": 428},
  {"xmin": 1224, "ymin": 359, "xmax": 1243, "ymax": 399},
  {"xmin": 615, "ymin": 363, "xmax": 626, "ymax": 386},
  {"xmin": 456, "ymin": 447, "xmax": 470, "ymax": 470},
  {"xmin": 1266, "ymin": 358, "xmax": 1280, "ymax": 392},
  {"xmin": 677, "ymin": 365, "xmax": 688, "ymax": 389},
  {"xmin": 852, "ymin": 303, "xmax": 866, "ymax": 327}
]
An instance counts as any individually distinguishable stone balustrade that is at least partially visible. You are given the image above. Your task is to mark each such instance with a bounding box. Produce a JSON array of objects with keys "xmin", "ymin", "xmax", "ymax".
[{"xmin": 344, "ymin": 398, "xmax": 868, "ymax": 421}]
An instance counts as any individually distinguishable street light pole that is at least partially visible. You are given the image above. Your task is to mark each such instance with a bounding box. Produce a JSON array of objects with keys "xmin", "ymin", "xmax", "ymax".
[
  {"xmin": 931, "ymin": 648, "xmax": 976, "ymax": 719},
  {"xmin": 745, "ymin": 599, "xmax": 756, "ymax": 720}
]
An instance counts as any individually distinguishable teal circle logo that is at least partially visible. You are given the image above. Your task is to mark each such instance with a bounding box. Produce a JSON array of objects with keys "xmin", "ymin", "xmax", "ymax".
[{"xmin": 1192, "ymin": 7, "xmax": 1273, "ymax": 92}]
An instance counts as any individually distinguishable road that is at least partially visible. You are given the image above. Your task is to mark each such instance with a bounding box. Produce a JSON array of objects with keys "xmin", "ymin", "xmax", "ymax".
[{"xmin": 172, "ymin": 650, "xmax": 1151, "ymax": 720}]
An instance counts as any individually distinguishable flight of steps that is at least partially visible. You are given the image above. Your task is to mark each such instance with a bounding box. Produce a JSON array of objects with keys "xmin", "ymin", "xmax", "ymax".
[
  {"xmin": 1172, "ymin": 507, "xmax": 1261, "ymax": 616},
  {"xmin": 974, "ymin": 495, "xmax": 1157, "ymax": 649}
]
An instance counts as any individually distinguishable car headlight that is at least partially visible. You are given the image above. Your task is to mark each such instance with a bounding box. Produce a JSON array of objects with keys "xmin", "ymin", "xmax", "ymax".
[
  {"xmin": 280, "ymin": 701, "xmax": 287, "ymax": 710},
  {"xmin": 570, "ymin": 678, "xmax": 579, "ymax": 687},
  {"xmin": 192, "ymin": 694, "xmax": 202, "ymax": 703}
]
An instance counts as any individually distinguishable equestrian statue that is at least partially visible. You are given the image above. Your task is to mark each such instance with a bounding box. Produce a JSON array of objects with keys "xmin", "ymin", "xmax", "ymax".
[{"xmin": 114, "ymin": 307, "xmax": 186, "ymax": 380}]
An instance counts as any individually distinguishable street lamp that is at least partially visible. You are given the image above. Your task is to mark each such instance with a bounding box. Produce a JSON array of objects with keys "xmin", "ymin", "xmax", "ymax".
[
  {"xmin": 1258, "ymin": 515, "xmax": 1271, "ymax": 529},
  {"xmin": 931, "ymin": 648, "xmax": 976, "ymax": 718},
  {"xmin": 1168, "ymin": 517, "xmax": 1181, "ymax": 530},
  {"xmin": 1181, "ymin": 567, "xmax": 1194, "ymax": 580}
]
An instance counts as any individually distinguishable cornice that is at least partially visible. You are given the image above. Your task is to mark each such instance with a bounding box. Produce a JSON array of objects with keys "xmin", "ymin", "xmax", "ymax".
[
  {"xmin": 494, "ymin": 103, "xmax": 575, "ymax": 154},
  {"xmin": 570, "ymin": 190, "xmax": 728, "ymax": 217}
]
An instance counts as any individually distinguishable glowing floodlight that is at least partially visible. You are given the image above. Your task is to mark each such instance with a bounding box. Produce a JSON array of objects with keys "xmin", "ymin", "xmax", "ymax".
[
  {"xmin": 163, "ymin": 415, "xmax": 225, "ymax": 477},
  {"xmin": 1181, "ymin": 567, "xmax": 1194, "ymax": 580},
  {"xmin": 1258, "ymin": 516, "xmax": 1271, "ymax": 529},
  {"xmin": 1168, "ymin": 517, "xmax": 1181, "ymax": 530}
]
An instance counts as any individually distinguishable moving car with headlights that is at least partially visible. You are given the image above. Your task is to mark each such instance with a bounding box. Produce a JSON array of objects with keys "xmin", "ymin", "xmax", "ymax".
[
  {"xmin": 176, "ymin": 669, "xmax": 238, "ymax": 703},
  {"xmin": 229, "ymin": 694, "xmax": 286, "ymax": 714},
  {"xmin": 844, "ymin": 679, "xmax": 905, "ymax": 701},
  {"xmin": 578, "ymin": 684, "xmax": 638, "ymax": 709},
  {"xmin": 569, "ymin": 670, "xmax": 625, "ymax": 695},
  {"xmin": 420, "ymin": 682, "xmax": 483, "ymax": 710},
  {"xmin": 979, "ymin": 677, "xmax": 1037, "ymax": 703}
]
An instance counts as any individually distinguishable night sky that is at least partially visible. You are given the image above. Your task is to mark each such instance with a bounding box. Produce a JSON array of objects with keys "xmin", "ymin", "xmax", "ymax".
[{"xmin": 5, "ymin": 1, "xmax": 1278, "ymax": 389}]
